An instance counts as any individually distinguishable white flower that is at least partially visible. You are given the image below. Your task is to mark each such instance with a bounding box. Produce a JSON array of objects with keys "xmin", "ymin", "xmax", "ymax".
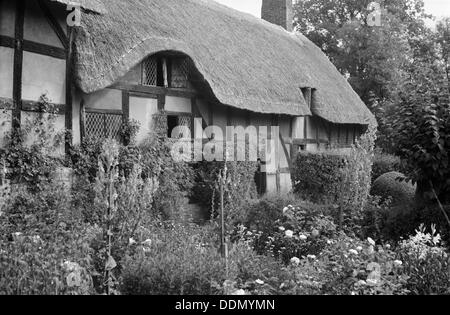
[
  {"xmin": 366, "ymin": 279, "xmax": 379, "ymax": 286},
  {"xmin": 357, "ymin": 280, "xmax": 367, "ymax": 286},
  {"xmin": 366, "ymin": 245, "xmax": 375, "ymax": 255},
  {"xmin": 290, "ymin": 257, "xmax": 301, "ymax": 265},
  {"xmin": 356, "ymin": 246, "xmax": 363, "ymax": 252},
  {"xmin": 285, "ymin": 230, "xmax": 294, "ymax": 238},
  {"xmin": 279, "ymin": 226, "xmax": 286, "ymax": 232},
  {"xmin": 394, "ymin": 260, "xmax": 403, "ymax": 266},
  {"xmin": 299, "ymin": 234, "xmax": 308, "ymax": 241},
  {"xmin": 129, "ymin": 238, "xmax": 136, "ymax": 246},
  {"xmin": 367, "ymin": 237, "xmax": 376, "ymax": 246},
  {"xmin": 349, "ymin": 249, "xmax": 359, "ymax": 255},
  {"xmin": 385, "ymin": 244, "xmax": 391, "ymax": 249},
  {"xmin": 282, "ymin": 207, "xmax": 289, "ymax": 214},
  {"xmin": 232, "ymin": 289, "xmax": 247, "ymax": 295},
  {"xmin": 142, "ymin": 239, "xmax": 152, "ymax": 247},
  {"xmin": 255, "ymin": 279, "xmax": 264, "ymax": 285},
  {"xmin": 32, "ymin": 235, "xmax": 42, "ymax": 244},
  {"xmin": 311, "ymin": 229, "xmax": 320, "ymax": 238},
  {"xmin": 307, "ymin": 255, "xmax": 316, "ymax": 260},
  {"xmin": 327, "ymin": 240, "xmax": 333, "ymax": 245}
]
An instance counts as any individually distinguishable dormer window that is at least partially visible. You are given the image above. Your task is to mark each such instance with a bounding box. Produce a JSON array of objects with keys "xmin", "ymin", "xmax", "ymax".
[{"xmin": 141, "ymin": 54, "xmax": 192, "ymax": 88}]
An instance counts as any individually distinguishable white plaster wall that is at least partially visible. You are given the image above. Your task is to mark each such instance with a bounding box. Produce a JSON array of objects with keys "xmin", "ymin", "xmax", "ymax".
[
  {"xmin": 0, "ymin": 0, "xmax": 15, "ymax": 37},
  {"xmin": 22, "ymin": 51, "xmax": 66, "ymax": 103},
  {"xmin": 280, "ymin": 173, "xmax": 292, "ymax": 194},
  {"xmin": 23, "ymin": 0, "xmax": 64, "ymax": 48},
  {"xmin": 0, "ymin": 47, "xmax": 14, "ymax": 99},
  {"xmin": 82, "ymin": 88, "xmax": 122, "ymax": 110},
  {"xmin": 292, "ymin": 117, "xmax": 304, "ymax": 139},
  {"xmin": 165, "ymin": 96, "xmax": 192, "ymax": 113}
]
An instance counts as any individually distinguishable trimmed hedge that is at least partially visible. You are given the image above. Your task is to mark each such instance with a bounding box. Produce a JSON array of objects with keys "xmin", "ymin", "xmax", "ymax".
[{"xmin": 292, "ymin": 151, "xmax": 347, "ymax": 204}]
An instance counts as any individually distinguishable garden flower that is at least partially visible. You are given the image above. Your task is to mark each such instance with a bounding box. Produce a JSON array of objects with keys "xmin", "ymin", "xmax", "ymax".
[
  {"xmin": 282, "ymin": 207, "xmax": 289, "ymax": 214},
  {"xmin": 232, "ymin": 289, "xmax": 247, "ymax": 295},
  {"xmin": 367, "ymin": 237, "xmax": 376, "ymax": 246},
  {"xmin": 366, "ymin": 246, "xmax": 374, "ymax": 255},
  {"xmin": 290, "ymin": 257, "xmax": 301, "ymax": 265},
  {"xmin": 366, "ymin": 279, "xmax": 378, "ymax": 286},
  {"xmin": 32, "ymin": 235, "xmax": 42, "ymax": 244},
  {"xmin": 349, "ymin": 249, "xmax": 359, "ymax": 255},
  {"xmin": 299, "ymin": 234, "xmax": 308, "ymax": 241},
  {"xmin": 142, "ymin": 239, "xmax": 152, "ymax": 247},
  {"xmin": 311, "ymin": 229, "xmax": 320, "ymax": 238},
  {"xmin": 385, "ymin": 244, "xmax": 391, "ymax": 249},
  {"xmin": 327, "ymin": 240, "xmax": 333, "ymax": 245},
  {"xmin": 394, "ymin": 260, "xmax": 403, "ymax": 266},
  {"xmin": 129, "ymin": 238, "xmax": 136, "ymax": 246},
  {"xmin": 307, "ymin": 255, "xmax": 316, "ymax": 260},
  {"xmin": 66, "ymin": 272, "xmax": 81, "ymax": 288},
  {"xmin": 357, "ymin": 280, "xmax": 367, "ymax": 286},
  {"xmin": 285, "ymin": 230, "xmax": 294, "ymax": 238},
  {"xmin": 255, "ymin": 279, "xmax": 264, "ymax": 285},
  {"xmin": 279, "ymin": 226, "xmax": 286, "ymax": 232},
  {"xmin": 356, "ymin": 246, "xmax": 363, "ymax": 252}
]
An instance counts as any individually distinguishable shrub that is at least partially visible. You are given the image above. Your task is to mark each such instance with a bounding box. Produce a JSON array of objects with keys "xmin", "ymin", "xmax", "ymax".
[
  {"xmin": 244, "ymin": 194, "xmax": 298, "ymax": 235},
  {"xmin": 139, "ymin": 136, "xmax": 195, "ymax": 221},
  {"xmin": 236, "ymin": 201, "xmax": 337, "ymax": 264},
  {"xmin": 1, "ymin": 95, "xmax": 65, "ymax": 188},
  {"xmin": 293, "ymin": 125, "xmax": 376, "ymax": 228},
  {"xmin": 120, "ymin": 223, "xmax": 226, "ymax": 295},
  {"xmin": 292, "ymin": 151, "xmax": 347, "ymax": 204},
  {"xmin": 371, "ymin": 172, "xmax": 416, "ymax": 206},
  {"xmin": 289, "ymin": 234, "xmax": 410, "ymax": 295},
  {"xmin": 192, "ymin": 159, "xmax": 258, "ymax": 225},
  {"xmin": 0, "ymin": 182, "xmax": 95, "ymax": 295},
  {"xmin": 397, "ymin": 224, "xmax": 450, "ymax": 295},
  {"xmin": 372, "ymin": 151, "xmax": 401, "ymax": 182}
]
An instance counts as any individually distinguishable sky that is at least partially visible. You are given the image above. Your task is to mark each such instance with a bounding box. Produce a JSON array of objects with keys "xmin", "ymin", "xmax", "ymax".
[{"xmin": 214, "ymin": 0, "xmax": 450, "ymax": 21}]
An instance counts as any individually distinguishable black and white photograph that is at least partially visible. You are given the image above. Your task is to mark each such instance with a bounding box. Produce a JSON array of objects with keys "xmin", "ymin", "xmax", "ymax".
[{"xmin": 0, "ymin": 0, "xmax": 449, "ymax": 301}]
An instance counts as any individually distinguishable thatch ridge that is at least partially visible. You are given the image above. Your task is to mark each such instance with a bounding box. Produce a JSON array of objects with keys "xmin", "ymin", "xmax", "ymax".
[{"xmin": 73, "ymin": 0, "xmax": 375, "ymax": 124}]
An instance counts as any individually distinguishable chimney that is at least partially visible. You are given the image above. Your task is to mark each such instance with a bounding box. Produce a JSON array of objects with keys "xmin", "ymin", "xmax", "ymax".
[{"xmin": 261, "ymin": 0, "xmax": 293, "ymax": 32}]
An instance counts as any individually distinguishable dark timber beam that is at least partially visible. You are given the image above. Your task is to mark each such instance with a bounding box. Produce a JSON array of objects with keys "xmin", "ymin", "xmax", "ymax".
[
  {"xmin": 65, "ymin": 27, "xmax": 74, "ymax": 154},
  {"xmin": 0, "ymin": 35, "xmax": 14, "ymax": 48},
  {"xmin": 12, "ymin": 0, "xmax": 25, "ymax": 131}
]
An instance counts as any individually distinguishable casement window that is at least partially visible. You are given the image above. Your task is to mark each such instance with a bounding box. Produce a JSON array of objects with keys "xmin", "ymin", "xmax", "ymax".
[{"xmin": 141, "ymin": 55, "xmax": 192, "ymax": 89}]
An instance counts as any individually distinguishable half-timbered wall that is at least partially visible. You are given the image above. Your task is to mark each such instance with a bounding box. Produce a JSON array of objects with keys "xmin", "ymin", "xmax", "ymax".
[{"xmin": 0, "ymin": 0, "xmax": 71, "ymax": 153}]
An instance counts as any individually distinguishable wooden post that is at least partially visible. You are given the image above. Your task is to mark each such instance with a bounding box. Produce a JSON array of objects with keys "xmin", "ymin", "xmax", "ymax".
[
  {"xmin": 12, "ymin": 0, "xmax": 25, "ymax": 131},
  {"xmin": 79, "ymin": 100, "xmax": 86, "ymax": 141}
]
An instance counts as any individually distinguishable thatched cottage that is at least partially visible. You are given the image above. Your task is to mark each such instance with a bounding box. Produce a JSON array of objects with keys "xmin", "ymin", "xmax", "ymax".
[{"xmin": 0, "ymin": 0, "xmax": 375, "ymax": 194}]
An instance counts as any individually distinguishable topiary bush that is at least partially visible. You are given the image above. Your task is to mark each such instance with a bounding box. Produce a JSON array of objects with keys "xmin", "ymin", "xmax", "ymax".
[
  {"xmin": 372, "ymin": 151, "xmax": 401, "ymax": 182},
  {"xmin": 371, "ymin": 172, "xmax": 416, "ymax": 207}
]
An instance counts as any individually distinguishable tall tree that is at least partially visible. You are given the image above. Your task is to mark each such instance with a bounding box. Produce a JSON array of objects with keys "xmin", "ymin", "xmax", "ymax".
[{"xmin": 293, "ymin": 0, "xmax": 429, "ymax": 104}]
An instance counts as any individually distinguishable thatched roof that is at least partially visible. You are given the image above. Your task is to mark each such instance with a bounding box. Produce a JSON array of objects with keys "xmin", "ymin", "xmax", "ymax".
[
  {"xmin": 53, "ymin": 0, "xmax": 106, "ymax": 13},
  {"xmin": 73, "ymin": 0, "xmax": 375, "ymax": 125}
]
